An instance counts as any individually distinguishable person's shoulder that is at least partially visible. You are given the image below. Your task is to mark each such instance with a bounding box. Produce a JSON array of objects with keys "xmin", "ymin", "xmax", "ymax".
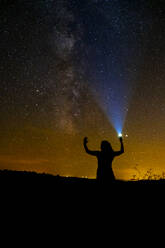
[{"xmin": 96, "ymin": 150, "xmax": 100, "ymax": 155}]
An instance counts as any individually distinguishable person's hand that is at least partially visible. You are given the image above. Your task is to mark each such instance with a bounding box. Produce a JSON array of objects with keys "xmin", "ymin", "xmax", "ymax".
[{"xmin": 84, "ymin": 137, "xmax": 88, "ymax": 145}]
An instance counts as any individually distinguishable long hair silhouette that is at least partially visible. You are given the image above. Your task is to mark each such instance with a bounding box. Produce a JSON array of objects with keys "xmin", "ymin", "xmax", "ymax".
[{"xmin": 83, "ymin": 136, "xmax": 124, "ymax": 183}]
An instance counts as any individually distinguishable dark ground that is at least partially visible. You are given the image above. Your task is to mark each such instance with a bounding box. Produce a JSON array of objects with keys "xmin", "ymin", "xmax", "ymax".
[
  {"xmin": 1, "ymin": 169, "xmax": 165, "ymax": 195},
  {"xmin": 0, "ymin": 169, "xmax": 164, "ymax": 222},
  {"xmin": 1, "ymin": 169, "xmax": 165, "ymax": 184}
]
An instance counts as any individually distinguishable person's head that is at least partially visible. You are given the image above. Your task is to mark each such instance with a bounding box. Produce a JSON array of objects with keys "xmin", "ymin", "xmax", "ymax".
[{"xmin": 101, "ymin": 140, "xmax": 113, "ymax": 153}]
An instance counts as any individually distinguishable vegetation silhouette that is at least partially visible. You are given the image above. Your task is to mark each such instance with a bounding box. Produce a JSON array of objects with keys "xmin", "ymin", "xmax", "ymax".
[{"xmin": 83, "ymin": 136, "xmax": 124, "ymax": 183}]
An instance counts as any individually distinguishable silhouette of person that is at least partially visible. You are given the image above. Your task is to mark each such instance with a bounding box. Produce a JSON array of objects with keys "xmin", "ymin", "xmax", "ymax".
[{"xmin": 83, "ymin": 136, "xmax": 124, "ymax": 183}]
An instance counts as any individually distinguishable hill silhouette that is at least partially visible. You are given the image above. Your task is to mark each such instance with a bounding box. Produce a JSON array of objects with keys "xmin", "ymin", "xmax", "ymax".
[
  {"xmin": 0, "ymin": 169, "xmax": 96, "ymax": 184},
  {"xmin": 1, "ymin": 169, "xmax": 164, "ymax": 210},
  {"xmin": 1, "ymin": 169, "xmax": 165, "ymax": 185}
]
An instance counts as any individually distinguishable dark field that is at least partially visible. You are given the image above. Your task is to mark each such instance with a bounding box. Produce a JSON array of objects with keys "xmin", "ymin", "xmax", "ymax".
[
  {"xmin": 1, "ymin": 169, "xmax": 165, "ymax": 186},
  {"xmin": 1, "ymin": 169, "xmax": 164, "ymax": 215}
]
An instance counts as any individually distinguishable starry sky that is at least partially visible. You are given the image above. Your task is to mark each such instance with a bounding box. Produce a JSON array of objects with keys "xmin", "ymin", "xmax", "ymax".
[{"xmin": 0, "ymin": 0, "xmax": 165, "ymax": 180}]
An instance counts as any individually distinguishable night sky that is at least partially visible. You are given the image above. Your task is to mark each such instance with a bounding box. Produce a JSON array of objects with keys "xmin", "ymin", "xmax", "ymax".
[{"xmin": 0, "ymin": 0, "xmax": 165, "ymax": 180}]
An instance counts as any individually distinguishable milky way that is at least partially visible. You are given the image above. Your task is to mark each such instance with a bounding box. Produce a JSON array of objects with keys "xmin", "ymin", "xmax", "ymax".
[{"xmin": 0, "ymin": 0, "xmax": 165, "ymax": 180}]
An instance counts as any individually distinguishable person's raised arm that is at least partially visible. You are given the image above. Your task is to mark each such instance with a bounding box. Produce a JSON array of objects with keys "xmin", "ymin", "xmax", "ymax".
[
  {"xmin": 83, "ymin": 137, "xmax": 98, "ymax": 156},
  {"xmin": 114, "ymin": 137, "xmax": 124, "ymax": 156}
]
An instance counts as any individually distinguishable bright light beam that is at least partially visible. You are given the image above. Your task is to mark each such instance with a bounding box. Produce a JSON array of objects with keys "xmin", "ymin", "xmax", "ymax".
[
  {"xmin": 118, "ymin": 132, "xmax": 122, "ymax": 137},
  {"xmin": 91, "ymin": 79, "xmax": 132, "ymax": 138}
]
